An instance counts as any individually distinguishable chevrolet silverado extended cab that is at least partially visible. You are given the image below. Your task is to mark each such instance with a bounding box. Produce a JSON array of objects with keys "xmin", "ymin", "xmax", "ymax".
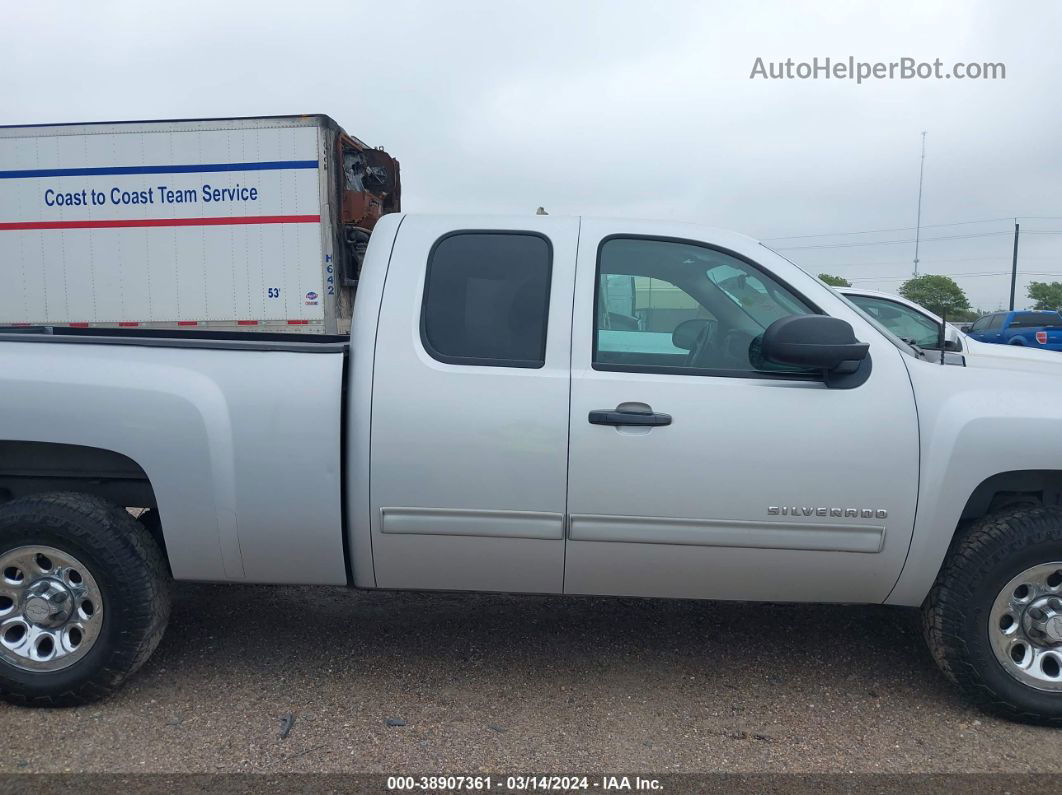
[{"xmin": 4, "ymin": 214, "xmax": 1062, "ymax": 725}]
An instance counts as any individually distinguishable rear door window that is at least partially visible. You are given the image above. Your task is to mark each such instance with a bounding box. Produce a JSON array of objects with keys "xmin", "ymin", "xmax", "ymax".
[{"xmin": 421, "ymin": 232, "xmax": 552, "ymax": 368}]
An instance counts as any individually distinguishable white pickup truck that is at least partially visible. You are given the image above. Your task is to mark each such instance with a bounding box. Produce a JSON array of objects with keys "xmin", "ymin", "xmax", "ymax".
[
  {"xmin": 4, "ymin": 214, "xmax": 1062, "ymax": 725},
  {"xmin": 838, "ymin": 286, "xmax": 1062, "ymax": 370}
]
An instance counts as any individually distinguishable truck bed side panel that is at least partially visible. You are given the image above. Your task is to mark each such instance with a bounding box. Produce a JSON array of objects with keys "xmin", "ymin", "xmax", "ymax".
[{"xmin": 0, "ymin": 340, "xmax": 346, "ymax": 584}]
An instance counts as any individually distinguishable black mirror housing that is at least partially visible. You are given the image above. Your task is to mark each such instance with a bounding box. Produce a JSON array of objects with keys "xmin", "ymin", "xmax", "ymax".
[{"xmin": 760, "ymin": 315, "xmax": 870, "ymax": 371}]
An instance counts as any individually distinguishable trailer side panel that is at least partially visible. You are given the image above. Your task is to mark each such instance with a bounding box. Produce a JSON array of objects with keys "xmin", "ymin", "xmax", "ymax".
[{"xmin": 0, "ymin": 119, "xmax": 330, "ymax": 331}]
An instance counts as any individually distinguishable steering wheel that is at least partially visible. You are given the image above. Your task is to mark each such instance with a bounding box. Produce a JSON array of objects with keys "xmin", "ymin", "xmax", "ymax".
[{"xmin": 685, "ymin": 319, "xmax": 718, "ymax": 367}]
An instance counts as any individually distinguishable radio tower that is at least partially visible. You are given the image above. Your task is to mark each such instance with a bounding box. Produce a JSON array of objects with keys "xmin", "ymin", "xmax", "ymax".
[{"xmin": 913, "ymin": 131, "xmax": 927, "ymax": 277}]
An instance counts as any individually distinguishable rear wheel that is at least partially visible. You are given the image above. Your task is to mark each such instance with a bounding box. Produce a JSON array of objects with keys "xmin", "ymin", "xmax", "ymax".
[
  {"xmin": 0, "ymin": 493, "xmax": 170, "ymax": 706},
  {"xmin": 924, "ymin": 506, "xmax": 1062, "ymax": 724}
]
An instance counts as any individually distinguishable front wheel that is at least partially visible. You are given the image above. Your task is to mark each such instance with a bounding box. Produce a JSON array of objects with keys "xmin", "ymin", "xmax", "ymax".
[
  {"xmin": 0, "ymin": 493, "xmax": 171, "ymax": 706},
  {"xmin": 924, "ymin": 506, "xmax": 1062, "ymax": 724}
]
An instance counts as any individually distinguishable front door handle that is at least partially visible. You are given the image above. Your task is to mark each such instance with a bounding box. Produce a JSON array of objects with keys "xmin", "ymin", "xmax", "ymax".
[{"xmin": 589, "ymin": 408, "xmax": 672, "ymax": 427}]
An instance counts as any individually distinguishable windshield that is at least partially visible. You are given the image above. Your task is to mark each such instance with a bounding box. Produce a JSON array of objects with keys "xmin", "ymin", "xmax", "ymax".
[
  {"xmin": 845, "ymin": 294, "xmax": 943, "ymax": 349},
  {"xmin": 832, "ymin": 290, "xmax": 935, "ymax": 358},
  {"xmin": 705, "ymin": 263, "xmax": 808, "ymax": 329}
]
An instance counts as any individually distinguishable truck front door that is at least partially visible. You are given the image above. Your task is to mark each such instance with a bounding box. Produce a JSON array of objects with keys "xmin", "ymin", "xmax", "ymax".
[
  {"xmin": 971, "ymin": 313, "xmax": 1006, "ymax": 343},
  {"xmin": 563, "ymin": 222, "xmax": 920, "ymax": 603},
  {"xmin": 369, "ymin": 216, "xmax": 578, "ymax": 592}
]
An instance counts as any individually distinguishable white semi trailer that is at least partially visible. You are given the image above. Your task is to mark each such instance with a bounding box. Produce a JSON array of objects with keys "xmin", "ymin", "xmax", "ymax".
[{"xmin": 0, "ymin": 115, "xmax": 400, "ymax": 334}]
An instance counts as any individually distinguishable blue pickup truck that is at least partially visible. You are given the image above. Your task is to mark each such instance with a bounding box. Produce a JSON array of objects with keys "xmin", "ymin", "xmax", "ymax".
[{"xmin": 967, "ymin": 310, "xmax": 1062, "ymax": 350}]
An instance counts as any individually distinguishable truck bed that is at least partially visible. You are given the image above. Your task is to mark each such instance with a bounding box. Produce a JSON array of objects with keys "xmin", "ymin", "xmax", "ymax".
[{"xmin": 0, "ymin": 331, "xmax": 349, "ymax": 584}]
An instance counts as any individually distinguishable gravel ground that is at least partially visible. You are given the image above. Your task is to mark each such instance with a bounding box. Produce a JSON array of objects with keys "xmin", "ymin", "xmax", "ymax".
[{"xmin": 2, "ymin": 583, "xmax": 1061, "ymax": 774}]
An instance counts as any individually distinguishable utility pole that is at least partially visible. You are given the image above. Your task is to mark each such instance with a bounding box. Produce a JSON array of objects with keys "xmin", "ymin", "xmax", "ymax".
[
  {"xmin": 913, "ymin": 131, "xmax": 927, "ymax": 277},
  {"xmin": 1009, "ymin": 220, "xmax": 1021, "ymax": 310}
]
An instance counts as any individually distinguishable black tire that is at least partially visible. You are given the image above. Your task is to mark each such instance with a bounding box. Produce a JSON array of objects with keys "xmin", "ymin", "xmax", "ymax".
[
  {"xmin": 923, "ymin": 506, "xmax": 1062, "ymax": 724},
  {"xmin": 0, "ymin": 493, "xmax": 171, "ymax": 707},
  {"xmin": 137, "ymin": 508, "xmax": 170, "ymax": 574}
]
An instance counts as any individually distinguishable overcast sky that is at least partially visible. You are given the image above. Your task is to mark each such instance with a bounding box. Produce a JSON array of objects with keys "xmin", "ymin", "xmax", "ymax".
[{"xmin": 6, "ymin": 0, "xmax": 1062, "ymax": 309}]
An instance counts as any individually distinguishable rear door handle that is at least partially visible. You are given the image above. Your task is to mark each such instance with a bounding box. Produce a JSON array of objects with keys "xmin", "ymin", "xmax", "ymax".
[{"xmin": 588, "ymin": 409, "xmax": 672, "ymax": 427}]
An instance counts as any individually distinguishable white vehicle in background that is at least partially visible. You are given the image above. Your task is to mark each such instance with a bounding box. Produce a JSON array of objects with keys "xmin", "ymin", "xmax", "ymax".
[
  {"xmin": 838, "ymin": 287, "xmax": 1062, "ymax": 370},
  {"xmin": 837, "ymin": 287, "xmax": 964, "ymax": 352}
]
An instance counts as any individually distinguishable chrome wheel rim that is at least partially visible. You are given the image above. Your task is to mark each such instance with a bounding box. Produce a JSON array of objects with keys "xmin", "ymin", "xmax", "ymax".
[
  {"xmin": 0, "ymin": 545, "xmax": 104, "ymax": 672},
  {"xmin": 989, "ymin": 561, "xmax": 1062, "ymax": 691}
]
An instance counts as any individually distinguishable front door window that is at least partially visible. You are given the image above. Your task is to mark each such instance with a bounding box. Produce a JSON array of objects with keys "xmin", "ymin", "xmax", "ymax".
[{"xmin": 593, "ymin": 237, "xmax": 816, "ymax": 375}]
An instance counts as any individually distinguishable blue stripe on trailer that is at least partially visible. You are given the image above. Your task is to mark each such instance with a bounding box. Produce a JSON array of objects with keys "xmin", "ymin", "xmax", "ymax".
[{"xmin": 0, "ymin": 160, "xmax": 320, "ymax": 179}]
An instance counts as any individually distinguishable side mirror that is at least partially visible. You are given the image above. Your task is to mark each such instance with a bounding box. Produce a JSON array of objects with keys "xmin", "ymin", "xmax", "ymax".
[
  {"xmin": 672, "ymin": 319, "xmax": 707, "ymax": 351},
  {"xmin": 760, "ymin": 315, "xmax": 869, "ymax": 371}
]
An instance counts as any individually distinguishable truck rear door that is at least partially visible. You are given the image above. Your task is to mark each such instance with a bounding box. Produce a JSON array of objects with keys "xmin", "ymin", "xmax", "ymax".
[
  {"xmin": 973, "ymin": 313, "xmax": 1007, "ymax": 343},
  {"xmin": 562, "ymin": 220, "xmax": 920, "ymax": 603},
  {"xmin": 369, "ymin": 216, "xmax": 578, "ymax": 592}
]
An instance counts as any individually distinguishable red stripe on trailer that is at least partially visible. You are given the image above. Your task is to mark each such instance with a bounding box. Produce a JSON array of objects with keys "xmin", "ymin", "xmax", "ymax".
[
  {"xmin": 0, "ymin": 214, "xmax": 321, "ymax": 232},
  {"xmin": 68, "ymin": 323, "xmax": 89, "ymax": 328},
  {"xmin": 237, "ymin": 320, "xmax": 259, "ymax": 326},
  {"xmin": 118, "ymin": 322, "xmax": 140, "ymax": 327},
  {"xmin": 287, "ymin": 320, "xmax": 309, "ymax": 325},
  {"xmin": 176, "ymin": 321, "xmax": 198, "ymax": 326}
]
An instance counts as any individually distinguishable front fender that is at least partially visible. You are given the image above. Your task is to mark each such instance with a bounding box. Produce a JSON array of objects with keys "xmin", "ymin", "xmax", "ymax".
[{"xmin": 887, "ymin": 359, "xmax": 1062, "ymax": 604}]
